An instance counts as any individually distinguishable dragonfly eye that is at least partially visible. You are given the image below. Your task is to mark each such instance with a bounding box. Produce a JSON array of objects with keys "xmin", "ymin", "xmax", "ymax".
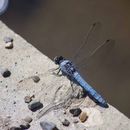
[{"xmin": 54, "ymin": 56, "xmax": 64, "ymax": 64}]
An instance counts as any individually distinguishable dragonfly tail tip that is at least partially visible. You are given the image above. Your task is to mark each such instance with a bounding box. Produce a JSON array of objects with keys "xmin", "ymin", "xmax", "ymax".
[{"xmin": 103, "ymin": 103, "xmax": 109, "ymax": 108}]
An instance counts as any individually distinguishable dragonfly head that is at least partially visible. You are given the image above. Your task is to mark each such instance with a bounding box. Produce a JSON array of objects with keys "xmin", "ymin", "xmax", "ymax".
[{"xmin": 54, "ymin": 56, "xmax": 64, "ymax": 64}]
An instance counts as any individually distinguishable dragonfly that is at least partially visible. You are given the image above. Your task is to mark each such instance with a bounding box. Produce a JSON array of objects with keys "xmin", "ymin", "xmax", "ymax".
[{"xmin": 53, "ymin": 23, "xmax": 110, "ymax": 108}]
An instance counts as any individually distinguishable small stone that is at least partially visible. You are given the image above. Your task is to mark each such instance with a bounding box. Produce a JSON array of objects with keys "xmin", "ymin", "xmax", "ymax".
[
  {"xmin": 79, "ymin": 112, "xmax": 88, "ymax": 122},
  {"xmin": 23, "ymin": 116, "xmax": 32, "ymax": 123},
  {"xmin": 9, "ymin": 127, "xmax": 21, "ymax": 130},
  {"xmin": 69, "ymin": 108, "xmax": 82, "ymax": 117},
  {"xmin": 20, "ymin": 121, "xmax": 30, "ymax": 129},
  {"xmin": 13, "ymin": 101, "xmax": 16, "ymax": 104},
  {"xmin": 73, "ymin": 119, "xmax": 79, "ymax": 124},
  {"xmin": 32, "ymin": 76, "xmax": 40, "ymax": 83},
  {"xmin": 24, "ymin": 96, "xmax": 32, "ymax": 103},
  {"xmin": 5, "ymin": 42, "xmax": 13, "ymax": 49},
  {"xmin": 63, "ymin": 110, "xmax": 66, "ymax": 114},
  {"xmin": 40, "ymin": 121, "xmax": 59, "ymax": 130},
  {"xmin": 77, "ymin": 89, "xmax": 87, "ymax": 98},
  {"xmin": 62, "ymin": 119, "xmax": 70, "ymax": 126},
  {"xmin": 28, "ymin": 100, "xmax": 43, "ymax": 111},
  {"xmin": 4, "ymin": 36, "xmax": 13, "ymax": 43},
  {"xmin": 15, "ymin": 62, "xmax": 17, "ymax": 65},
  {"xmin": 0, "ymin": 68, "xmax": 11, "ymax": 78},
  {"xmin": 4, "ymin": 36, "xmax": 14, "ymax": 49}
]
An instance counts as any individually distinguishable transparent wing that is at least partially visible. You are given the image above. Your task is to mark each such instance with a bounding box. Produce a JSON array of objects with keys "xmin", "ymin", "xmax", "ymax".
[
  {"xmin": 71, "ymin": 23, "xmax": 97, "ymax": 59},
  {"xmin": 70, "ymin": 22, "xmax": 115, "ymax": 69},
  {"xmin": 77, "ymin": 39, "xmax": 115, "ymax": 68},
  {"xmin": 71, "ymin": 22, "xmax": 102, "ymax": 64}
]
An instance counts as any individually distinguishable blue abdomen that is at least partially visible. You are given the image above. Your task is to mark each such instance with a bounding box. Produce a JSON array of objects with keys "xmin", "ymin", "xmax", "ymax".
[{"xmin": 73, "ymin": 72, "xmax": 108, "ymax": 108}]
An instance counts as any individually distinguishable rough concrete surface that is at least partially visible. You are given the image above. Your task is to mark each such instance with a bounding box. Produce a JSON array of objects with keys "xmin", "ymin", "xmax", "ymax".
[{"xmin": 0, "ymin": 20, "xmax": 130, "ymax": 130}]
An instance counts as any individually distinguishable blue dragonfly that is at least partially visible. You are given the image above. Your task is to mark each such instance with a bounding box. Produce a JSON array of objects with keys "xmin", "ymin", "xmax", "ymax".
[{"xmin": 53, "ymin": 23, "xmax": 109, "ymax": 108}]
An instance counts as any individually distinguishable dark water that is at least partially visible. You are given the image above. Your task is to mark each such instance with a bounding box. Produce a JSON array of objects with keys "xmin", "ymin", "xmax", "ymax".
[{"xmin": 0, "ymin": 0, "xmax": 130, "ymax": 118}]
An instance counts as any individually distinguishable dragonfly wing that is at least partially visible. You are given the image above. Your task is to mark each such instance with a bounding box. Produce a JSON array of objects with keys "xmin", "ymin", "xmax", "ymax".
[
  {"xmin": 71, "ymin": 22, "xmax": 102, "ymax": 64},
  {"xmin": 78, "ymin": 39, "xmax": 115, "ymax": 68}
]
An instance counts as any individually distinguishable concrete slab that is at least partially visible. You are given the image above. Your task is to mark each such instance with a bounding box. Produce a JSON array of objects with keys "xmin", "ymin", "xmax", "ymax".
[{"xmin": 0, "ymin": 21, "xmax": 130, "ymax": 130}]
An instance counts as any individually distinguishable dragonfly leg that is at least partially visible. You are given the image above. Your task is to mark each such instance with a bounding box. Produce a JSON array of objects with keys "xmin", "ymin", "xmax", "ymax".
[
  {"xmin": 52, "ymin": 68, "xmax": 62, "ymax": 77},
  {"xmin": 57, "ymin": 68, "xmax": 62, "ymax": 76},
  {"xmin": 49, "ymin": 66, "xmax": 62, "ymax": 76},
  {"xmin": 70, "ymin": 81, "xmax": 75, "ymax": 92},
  {"xmin": 49, "ymin": 66, "xmax": 60, "ymax": 72}
]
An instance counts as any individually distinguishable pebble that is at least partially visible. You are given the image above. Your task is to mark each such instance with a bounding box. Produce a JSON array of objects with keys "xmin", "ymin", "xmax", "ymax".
[
  {"xmin": 31, "ymin": 76, "xmax": 40, "ymax": 83},
  {"xmin": 62, "ymin": 119, "xmax": 70, "ymax": 126},
  {"xmin": 28, "ymin": 100, "xmax": 43, "ymax": 111},
  {"xmin": 23, "ymin": 116, "xmax": 33, "ymax": 123},
  {"xmin": 9, "ymin": 120, "xmax": 30, "ymax": 130},
  {"xmin": 20, "ymin": 121, "xmax": 30, "ymax": 129},
  {"xmin": 5, "ymin": 42, "xmax": 13, "ymax": 49},
  {"xmin": 4, "ymin": 36, "xmax": 14, "ymax": 49},
  {"xmin": 78, "ymin": 89, "xmax": 87, "ymax": 98},
  {"xmin": 24, "ymin": 96, "xmax": 32, "ymax": 103},
  {"xmin": 79, "ymin": 111, "xmax": 88, "ymax": 122},
  {"xmin": 9, "ymin": 127, "xmax": 21, "ymax": 130},
  {"xmin": 13, "ymin": 101, "xmax": 16, "ymax": 104},
  {"xmin": 69, "ymin": 108, "xmax": 82, "ymax": 117},
  {"xmin": 63, "ymin": 110, "xmax": 66, "ymax": 114},
  {"xmin": 4, "ymin": 36, "xmax": 13, "ymax": 43},
  {"xmin": 40, "ymin": 121, "xmax": 59, "ymax": 130},
  {"xmin": 0, "ymin": 68, "xmax": 11, "ymax": 78}
]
